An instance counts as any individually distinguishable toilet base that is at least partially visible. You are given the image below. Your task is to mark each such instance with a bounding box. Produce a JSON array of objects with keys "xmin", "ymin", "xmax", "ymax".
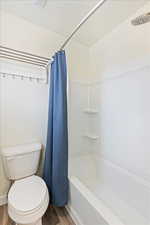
[{"xmin": 17, "ymin": 218, "xmax": 42, "ymax": 225}]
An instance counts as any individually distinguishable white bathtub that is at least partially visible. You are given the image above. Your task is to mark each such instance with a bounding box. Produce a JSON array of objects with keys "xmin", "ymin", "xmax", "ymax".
[{"xmin": 67, "ymin": 154, "xmax": 150, "ymax": 225}]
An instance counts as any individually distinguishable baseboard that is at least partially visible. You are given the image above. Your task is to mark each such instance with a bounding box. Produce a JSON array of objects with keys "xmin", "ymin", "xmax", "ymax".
[
  {"xmin": 65, "ymin": 205, "xmax": 84, "ymax": 225},
  {"xmin": 0, "ymin": 194, "xmax": 7, "ymax": 206}
]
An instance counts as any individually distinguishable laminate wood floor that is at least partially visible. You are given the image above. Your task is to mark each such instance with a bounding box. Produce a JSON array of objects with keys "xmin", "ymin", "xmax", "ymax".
[{"xmin": 0, "ymin": 205, "xmax": 75, "ymax": 225}]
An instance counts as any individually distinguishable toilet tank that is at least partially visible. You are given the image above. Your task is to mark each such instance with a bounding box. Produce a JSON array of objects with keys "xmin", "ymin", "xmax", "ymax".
[{"xmin": 1, "ymin": 143, "xmax": 41, "ymax": 180}]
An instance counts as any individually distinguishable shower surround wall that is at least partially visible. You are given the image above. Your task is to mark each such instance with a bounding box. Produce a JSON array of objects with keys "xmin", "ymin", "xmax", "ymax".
[
  {"xmin": 69, "ymin": 3, "xmax": 150, "ymax": 225},
  {"xmin": 0, "ymin": 11, "xmax": 91, "ymax": 203},
  {"xmin": 89, "ymin": 2, "xmax": 150, "ymax": 182}
]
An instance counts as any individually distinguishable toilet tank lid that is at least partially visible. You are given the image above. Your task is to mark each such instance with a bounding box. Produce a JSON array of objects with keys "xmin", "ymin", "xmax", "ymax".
[{"xmin": 1, "ymin": 143, "xmax": 41, "ymax": 157}]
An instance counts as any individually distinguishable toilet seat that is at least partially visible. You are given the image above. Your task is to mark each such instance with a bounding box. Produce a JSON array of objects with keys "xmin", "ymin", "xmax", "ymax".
[{"xmin": 8, "ymin": 175, "xmax": 49, "ymax": 224}]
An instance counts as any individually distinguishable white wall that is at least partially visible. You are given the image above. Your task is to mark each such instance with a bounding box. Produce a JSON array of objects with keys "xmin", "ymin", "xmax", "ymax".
[
  {"xmin": 0, "ymin": 67, "xmax": 49, "ymax": 197},
  {"xmin": 90, "ymin": 3, "xmax": 150, "ymax": 81},
  {"xmin": 0, "ymin": 10, "xmax": 91, "ymax": 80},
  {"xmin": 89, "ymin": 2, "xmax": 150, "ymax": 181},
  {"xmin": 0, "ymin": 10, "xmax": 91, "ymax": 198}
]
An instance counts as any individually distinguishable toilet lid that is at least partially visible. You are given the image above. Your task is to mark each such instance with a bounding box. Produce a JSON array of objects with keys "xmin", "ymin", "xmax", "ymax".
[{"xmin": 8, "ymin": 175, "xmax": 48, "ymax": 213}]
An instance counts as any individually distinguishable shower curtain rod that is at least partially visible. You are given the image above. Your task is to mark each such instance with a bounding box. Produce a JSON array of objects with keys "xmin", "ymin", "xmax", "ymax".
[
  {"xmin": 0, "ymin": 0, "xmax": 107, "ymax": 68},
  {"xmin": 46, "ymin": 0, "xmax": 107, "ymax": 67},
  {"xmin": 59, "ymin": 0, "xmax": 107, "ymax": 50},
  {"xmin": 46, "ymin": 0, "xmax": 107, "ymax": 66}
]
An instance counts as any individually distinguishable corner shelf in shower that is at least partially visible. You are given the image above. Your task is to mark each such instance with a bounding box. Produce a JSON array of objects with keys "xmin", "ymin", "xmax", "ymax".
[
  {"xmin": 83, "ymin": 134, "xmax": 99, "ymax": 140},
  {"xmin": 83, "ymin": 109, "xmax": 98, "ymax": 114}
]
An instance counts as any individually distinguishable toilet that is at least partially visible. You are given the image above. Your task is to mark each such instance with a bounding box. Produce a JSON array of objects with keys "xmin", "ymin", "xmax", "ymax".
[{"xmin": 1, "ymin": 143, "xmax": 49, "ymax": 225}]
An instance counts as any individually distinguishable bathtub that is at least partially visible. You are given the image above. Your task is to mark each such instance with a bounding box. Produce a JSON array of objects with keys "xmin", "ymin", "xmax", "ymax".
[{"xmin": 67, "ymin": 154, "xmax": 149, "ymax": 225}]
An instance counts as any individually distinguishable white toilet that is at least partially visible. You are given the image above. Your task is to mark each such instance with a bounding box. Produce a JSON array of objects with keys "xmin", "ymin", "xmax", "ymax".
[{"xmin": 1, "ymin": 143, "xmax": 49, "ymax": 225}]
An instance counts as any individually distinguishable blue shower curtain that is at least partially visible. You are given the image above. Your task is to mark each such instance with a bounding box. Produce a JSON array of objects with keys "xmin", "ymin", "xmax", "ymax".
[{"xmin": 43, "ymin": 50, "xmax": 68, "ymax": 206}]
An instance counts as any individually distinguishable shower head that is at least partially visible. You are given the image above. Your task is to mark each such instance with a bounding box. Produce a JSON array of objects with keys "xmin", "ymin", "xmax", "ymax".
[{"xmin": 131, "ymin": 12, "xmax": 150, "ymax": 26}]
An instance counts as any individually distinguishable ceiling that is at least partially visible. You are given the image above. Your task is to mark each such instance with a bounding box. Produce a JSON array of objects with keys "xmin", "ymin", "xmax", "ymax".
[{"xmin": 0, "ymin": 0, "xmax": 147, "ymax": 46}]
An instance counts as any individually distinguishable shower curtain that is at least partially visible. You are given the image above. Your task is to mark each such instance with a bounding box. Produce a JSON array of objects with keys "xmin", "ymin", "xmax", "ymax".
[{"xmin": 43, "ymin": 50, "xmax": 68, "ymax": 206}]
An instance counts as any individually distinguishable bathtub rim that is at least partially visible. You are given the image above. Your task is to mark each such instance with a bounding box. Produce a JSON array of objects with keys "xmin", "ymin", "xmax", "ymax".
[{"xmin": 68, "ymin": 176, "xmax": 125, "ymax": 225}]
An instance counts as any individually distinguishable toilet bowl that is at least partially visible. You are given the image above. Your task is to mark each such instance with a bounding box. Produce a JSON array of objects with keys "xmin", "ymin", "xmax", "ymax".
[
  {"xmin": 2, "ymin": 143, "xmax": 49, "ymax": 225},
  {"xmin": 8, "ymin": 176, "xmax": 49, "ymax": 225}
]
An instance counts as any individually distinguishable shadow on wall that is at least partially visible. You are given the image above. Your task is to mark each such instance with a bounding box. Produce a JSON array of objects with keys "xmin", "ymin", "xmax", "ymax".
[{"xmin": 0, "ymin": 155, "xmax": 10, "ymax": 201}]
